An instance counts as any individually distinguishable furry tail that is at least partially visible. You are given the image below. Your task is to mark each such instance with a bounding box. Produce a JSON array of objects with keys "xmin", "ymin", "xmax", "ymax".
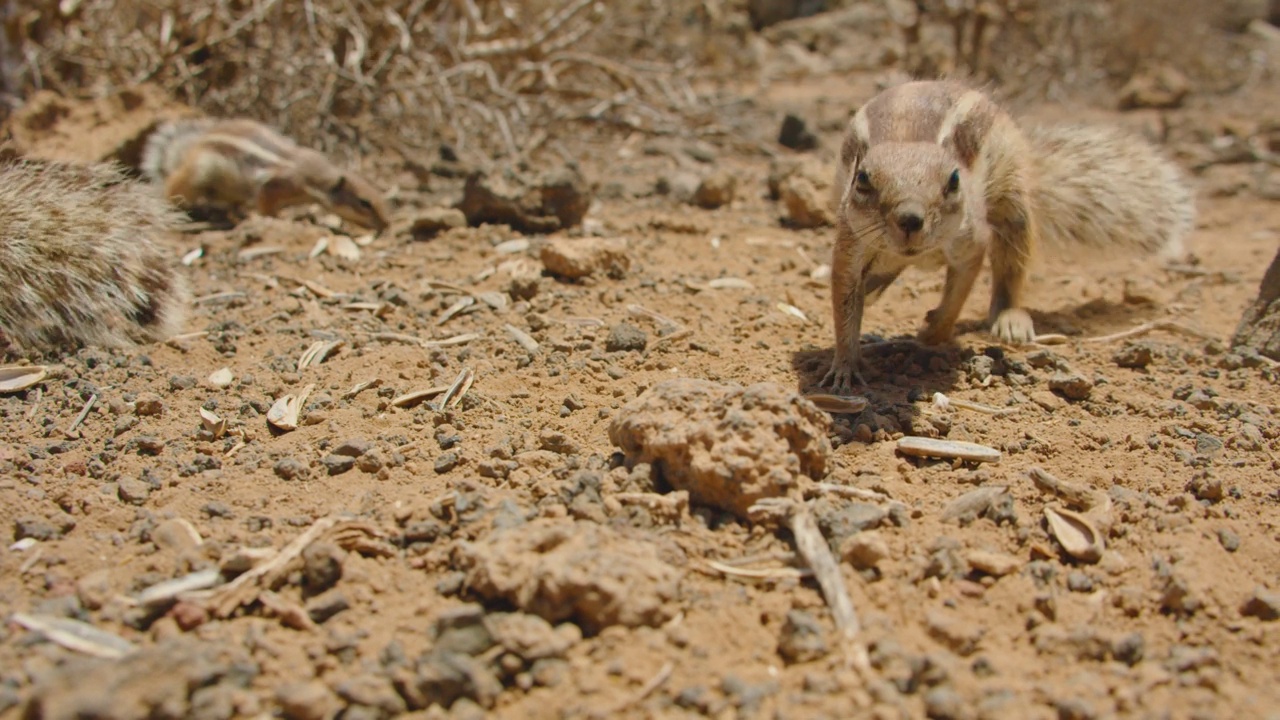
[
  {"xmin": 140, "ymin": 117, "xmax": 213, "ymax": 184},
  {"xmin": 1026, "ymin": 124, "xmax": 1194, "ymax": 261},
  {"xmin": 0, "ymin": 160, "xmax": 189, "ymax": 356}
]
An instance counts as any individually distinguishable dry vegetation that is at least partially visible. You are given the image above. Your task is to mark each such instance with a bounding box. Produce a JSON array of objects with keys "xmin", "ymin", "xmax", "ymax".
[
  {"xmin": 4, "ymin": 0, "xmax": 1269, "ymax": 160},
  {"xmin": 9, "ymin": 0, "xmax": 729, "ymax": 164}
]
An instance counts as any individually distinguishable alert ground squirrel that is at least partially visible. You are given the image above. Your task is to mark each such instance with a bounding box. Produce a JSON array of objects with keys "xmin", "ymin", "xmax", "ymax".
[
  {"xmin": 823, "ymin": 80, "xmax": 1194, "ymax": 391},
  {"xmin": 141, "ymin": 117, "xmax": 391, "ymax": 231},
  {"xmin": 0, "ymin": 159, "xmax": 188, "ymax": 355}
]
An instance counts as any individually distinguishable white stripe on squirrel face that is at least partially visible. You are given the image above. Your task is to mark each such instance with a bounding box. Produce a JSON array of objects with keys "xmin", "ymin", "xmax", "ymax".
[{"xmin": 935, "ymin": 90, "xmax": 986, "ymax": 147}]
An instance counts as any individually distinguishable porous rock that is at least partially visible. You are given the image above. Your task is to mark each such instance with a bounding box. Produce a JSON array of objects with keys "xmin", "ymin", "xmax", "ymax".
[
  {"xmin": 608, "ymin": 378, "xmax": 831, "ymax": 518},
  {"xmin": 23, "ymin": 639, "xmax": 254, "ymax": 720},
  {"xmin": 540, "ymin": 236, "xmax": 630, "ymax": 280},
  {"xmin": 452, "ymin": 519, "xmax": 681, "ymax": 633},
  {"xmin": 768, "ymin": 156, "xmax": 834, "ymax": 228}
]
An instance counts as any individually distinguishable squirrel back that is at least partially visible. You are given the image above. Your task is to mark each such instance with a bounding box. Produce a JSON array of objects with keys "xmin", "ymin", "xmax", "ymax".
[
  {"xmin": 0, "ymin": 160, "xmax": 189, "ymax": 355},
  {"xmin": 140, "ymin": 117, "xmax": 217, "ymax": 185},
  {"xmin": 1026, "ymin": 124, "xmax": 1193, "ymax": 261}
]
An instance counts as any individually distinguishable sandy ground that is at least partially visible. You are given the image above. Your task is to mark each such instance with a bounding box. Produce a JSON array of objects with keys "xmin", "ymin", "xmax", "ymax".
[{"xmin": 3, "ymin": 8, "xmax": 1280, "ymax": 720}]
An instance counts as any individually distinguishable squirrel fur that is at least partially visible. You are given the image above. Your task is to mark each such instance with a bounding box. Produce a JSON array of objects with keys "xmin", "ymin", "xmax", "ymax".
[{"xmin": 0, "ymin": 159, "xmax": 189, "ymax": 356}]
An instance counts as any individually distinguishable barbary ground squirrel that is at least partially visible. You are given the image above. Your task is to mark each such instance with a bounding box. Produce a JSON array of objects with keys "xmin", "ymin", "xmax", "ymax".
[
  {"xmin": 141, "ymin": 117, "xmax": 391, "ymax": 231},
  {"xmin": 823, "ymin": 80, "xmax": 1193, "ymax": 391},
  {"xmin": 0, "ymin": 159, "xmax": 188, "ymax": 355}
]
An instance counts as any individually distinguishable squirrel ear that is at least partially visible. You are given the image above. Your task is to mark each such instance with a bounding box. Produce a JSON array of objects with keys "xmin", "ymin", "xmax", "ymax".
[
  {"xmin": 938, "ymin": 92, "xmax": 994, "ymax": 168},
  {"xmin": 841, "ymin": 113, "xmax": 870, "ymax": 170},
  {"xmin": 329, "ymin": 176, "xmax": 348, "ymax": 194}
]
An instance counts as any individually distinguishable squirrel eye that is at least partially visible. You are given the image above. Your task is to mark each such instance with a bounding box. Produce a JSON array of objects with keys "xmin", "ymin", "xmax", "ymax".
[
  {"xmin": 945, "ymin": 170, "xmax": 960, "ymax": 195},
  {"xmin": 854, "ymin": 170, "xmax": 873, "ymax": 192}
]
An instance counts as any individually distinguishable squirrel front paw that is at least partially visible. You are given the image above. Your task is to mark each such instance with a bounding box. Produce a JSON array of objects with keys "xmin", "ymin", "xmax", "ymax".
[
  {"xmin": 990, "ymin": 308, "xmax": 1035, "ymax": 344},
  {"xmin": 918, "ymin": 309, "xmax": 957, "ymax": 346}
]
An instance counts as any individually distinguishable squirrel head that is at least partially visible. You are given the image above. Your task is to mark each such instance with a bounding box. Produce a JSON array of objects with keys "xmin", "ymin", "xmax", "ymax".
[
  {"xmin": 841, "ymin": 142, "xmax": 968, "ymax": 257},
  {"xmin": 295, "ymin": 151, "xmax": 391, "ymax": 231},
  {"xmin": 838, "ymin": 82, "xmax": 994, "ymax": 258}
]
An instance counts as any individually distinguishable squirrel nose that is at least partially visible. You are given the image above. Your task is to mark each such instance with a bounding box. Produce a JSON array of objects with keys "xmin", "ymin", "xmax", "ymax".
[{"xmin": 896, "ymin": 212, "xmax": 924, "ymax": 235}]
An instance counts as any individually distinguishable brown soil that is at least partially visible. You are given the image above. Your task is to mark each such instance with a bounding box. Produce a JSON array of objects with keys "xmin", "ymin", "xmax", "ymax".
[{"xmin": 4, "ymin": 6, "xmax": 1280, "ymax": 720}]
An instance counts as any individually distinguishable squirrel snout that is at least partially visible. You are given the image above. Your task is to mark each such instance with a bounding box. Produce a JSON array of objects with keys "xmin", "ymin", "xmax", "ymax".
[{"xmin": 894, "ymin": 209, "xmax": 925, "ymax": 236}]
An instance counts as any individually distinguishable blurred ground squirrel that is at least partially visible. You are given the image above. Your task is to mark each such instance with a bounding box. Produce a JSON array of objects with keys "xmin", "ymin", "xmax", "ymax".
[
  {"xmin": 823, "ymin": 80, "xmax": 1193, "ymax": 391},
  {"xmin": 141, "ymin": 118, "xmax": 391, "ymax": 231},
  {"xmin": 0, "ymin": 159, "xmax": 188, "ymax": 355}
]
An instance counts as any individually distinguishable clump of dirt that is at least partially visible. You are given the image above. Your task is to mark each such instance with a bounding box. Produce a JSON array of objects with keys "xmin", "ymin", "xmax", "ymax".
[
  {"xmin": 23, "ymin": 639, "xmax": 254, "ymax": 720},
  {"xmin": 453, "ymin": 518, "xmax": 683, "ymax": 633},
  {"xmin": 609, "ymin": 378, "xmax": 832, "ymax": 518}
]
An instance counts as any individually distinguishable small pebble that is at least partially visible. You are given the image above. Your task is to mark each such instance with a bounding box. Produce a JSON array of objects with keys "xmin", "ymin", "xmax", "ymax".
[
  {"xmin": 1112, "ymin": 632, "xmax": 1145, "ymax": 666},
  {"xmin": 841, "ymin": 531, "xmax": 889, "ymax": 570},
  {"xmin": 168, "ymin": 375, "xmax": 197, "ymax": 391},
  {"xmin": 333, "ymin": 438, "xmax": 372, "ymax": 457},
  {"xmin": 1217, "ymin": 528, "xmax": 1241, "ymax": 552},
  {"xmin": 274, "ymin": 457, "xmax": 310, "ymax": 481},
  {"xmin": 1241, "ymin": 587, "xmax": 1280, "ymax": 621},
  {"xmin": 305, "ymin": 589, "xmax": 350, "ymax": 623},
  {"xmin": 1048, "ymin": 372, "xmax": 1092, "ymax": 401},
  {"xmin": 134, "ymin": 392, "xmax": 165, "ymax": 416},
  {"xmin": 923, "ymin": 687, "xmax": 967, "ymax": 720},
  {"xmin": 302, "ymin": 541, "xmax": 344, "ymax": 592},
  {"xmin": 435, "ymin": 452, "xmax": 461, "ymax": 473},
  {"xmin": 1066, "ymin": 571, "xmax": 1094, "ymax": 593},
  {"xmin": 276, "ymin": 681, "xmax": 340, "ymax": 720},
  {"xmin": 117, "ymin": 477, "xmax": 152, "ymax": 505},
  {"xmin": 605, "ymin": 323, "xmax": 648, "ymax": 353},
  {"xmin": 777, "ymin": 610, "xmax": 828, "ymax": 664},
  {"xmin": 321, "ymin": 454, "xmax": 356, "ymax": 476}
]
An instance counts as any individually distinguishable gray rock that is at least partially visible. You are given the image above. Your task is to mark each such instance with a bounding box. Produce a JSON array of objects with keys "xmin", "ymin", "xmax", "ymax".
[
  {"xmin": 778, "ymin": 114, "xmax": 818, "ymax": 151},
  {"xmin": 276, "ymin": 681, "xmax": 340, "ymax": 720},
  {"xmin": 14, "ymin": 512, "xmax": 74, "ymax": 540},
  {"xmin": 321, "ymin": 454, "xmax": 355, "ymax": 476},
  {"xmin": 1242, "ymin": 586, "xmax": 1280, "ymax": 621},
  {"xmin": 1066, "ymin": 571, "xmax": 1094, "ymax": 593},
  {"xmin": 134, "ymin": 392, "xmax": 165, "ymax": 416},
  {"xmin": 117, "ymin": 476, "xmax": 152, "ymax": 505},
  {"xmin": 273, "ymin": 457, "xmax": 310, "ymax": 481},
  {"xmin": 923, "ymin": 687, "xmax": 968, "ymax": 720},
  {"xmin": 333, "ymin": 438, "xmax": 372, "ymax": 457},
  {"xmin": 778, "ymin": 610, "xmax": 829, "ymax": 664},
  {"xmin": 334, "ymin": 674, "xmax": 406, "ymax": 716},
  {"xmin": 1112, "ymin": 632, "xmax": 1145, "ymax": 666},
  {"xmin": 692, "ymin": 171, "xmax": 737, "ymax": 209},
  {"xmin": 305, "ymin": 589, "xmax": 350, "ymax": 624},
  {"xmin": 605, "ymin": 323, "xmax": 648, "ymax": 353},
  {"xmin": 435, "ymin": 452, "xmax": 461, "ymax": 474},
  {"xmin": 1049, "ymin": 372, "xmax": 1093, "ymax": 401},
  {"xmin": 302, "ymin": 541, "xmax": 344, "ymax": 592},
  {"xmin": 458, "ymin": 167, "xmax": 590, "ymax": 233}
]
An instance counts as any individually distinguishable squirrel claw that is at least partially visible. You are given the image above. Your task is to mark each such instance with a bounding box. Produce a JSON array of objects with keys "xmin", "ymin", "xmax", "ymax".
[
  {"xmin": 990, "ymin": 308, "xmax": 1036, "ymax": 345},
  {"xmin": 821, "ymin": 359, "xmax": 868, "ymax": 394}
]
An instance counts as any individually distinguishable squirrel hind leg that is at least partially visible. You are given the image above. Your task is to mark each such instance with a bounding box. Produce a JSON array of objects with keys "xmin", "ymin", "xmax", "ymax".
[{"xmin": 126, "ymin": 256, "xmax": 189, "ymax": 343}]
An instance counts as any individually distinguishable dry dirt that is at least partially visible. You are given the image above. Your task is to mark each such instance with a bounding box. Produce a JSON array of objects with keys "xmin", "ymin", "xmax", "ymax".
[{"xmin": 3, "ymin": 7, "xmax": 1280, "ymax": 720}]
